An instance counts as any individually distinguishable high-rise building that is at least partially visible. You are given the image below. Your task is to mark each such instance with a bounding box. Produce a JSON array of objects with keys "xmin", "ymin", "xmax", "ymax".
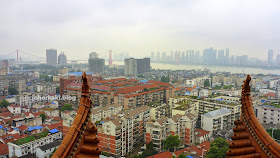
[
  {"xmin": 277, "ymin": 54, "xmax": 280, "ymax": 66},
  {"xmin": 8, "ymin": 59, "xmax": 16, "ymax": 67},
  {"xmin": 58, "ymin": 52, "xmax": 67, "ymax": 66},
  {"xmin": 89, "ymin": 52, "xmax": 99, "ymax": 59},
  {"xmin": 181, "ymin": 51, "xmax": 185, "ymax": 63},
  {"xmin": 88, "ymin": 52, "xmax": 105, "ymax": 73},
  {"xmin": 225, "ymin": 48, "xmax": 230, "ymax": 65},
  {"xmin": 46, "ymin": 49, "xmax": 57, "ymax": 66},
  {"xmin": 268, "ymin": 49, "xmax": 274, "ymax": 65},
  {"xmin": 162, "ymin": 52, "xmax": 167, "ymax": 62},
  {"xmin": 218, "ymin": 50, "xmax": 225, "ymax": 65},
  {"xmin": 157, "ymin": 52, "xmax": 160, "ymax": 61},
  {"xmin": 124, "ymin": 58, "xmax": 137, "ymax": 76},
  {"xmin": 136, "ymin": 58, "xmax": 150, "ymax": 74},
  {"xmin": 186, "ymin": 51, "xmax": 189, "ymax": 63},
  {"xmin": 203, "ymin": 48, "xmax": 217, "ymax": 65},
  {"xmin": 0, "ymin": 60, "xmax": 8, "ymax": 68},
  {"xmin": 151, "ymin": 52, "xmax": 154, "ymax": 61},
  {"xmin": 170, "ymin": 51, "xmax": 174, "ymax": 62},
  {"xmin": 240, "ymin": 55, "xmax": 248, "ymax": 66},
  {"xmin": 195, "ymin": 51, "xmax": 200, "ymax": 64},
  {"xmin": 124, "ymin": 58, "xmax": 150, "ymax": 75}
]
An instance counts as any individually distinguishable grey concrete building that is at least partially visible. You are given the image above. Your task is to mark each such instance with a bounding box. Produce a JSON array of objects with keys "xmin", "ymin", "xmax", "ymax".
[{"xmin": 46, "ymin": 49, "xmax": 57, "ymax": 66}]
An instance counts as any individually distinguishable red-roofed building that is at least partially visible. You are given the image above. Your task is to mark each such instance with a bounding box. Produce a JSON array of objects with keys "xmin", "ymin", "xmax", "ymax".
[
  {"xmin": 195, "ymin": 128, "xmax": 211, "ymax": 144},
  {"xmin": 174, "ymin": 141, "xmax": 211, "ymax": 157},
  {"xmin": 0, "ymin": 133, "xmax": 28, "ymax": 144},
  {"xmin": 146, "ymin": 151, "xmax": 173, "ymax": 158},
  {"xmin": 0, "ymin": 143, "xmax": 8, "ymax": 157},
  {"xmin": 32, "ymin": 111, "xmax": 46, "ymax": 117},
  {"xmin": 0, "ymin": 112, "xmax": 12, "ymax": 119},
  {"xmin": 44, "ymin": 121, "xmax": 63, "ymax": 133},
  {"xmin": 264, "ymin": 92, "xmax": 276, "ymax": 99},
  {"xmin": 0, "ymin": 108, "xmax": 8, "ymax": 113},
  {"xmin": 63, "ymin": 77, "xmax": 174, "ymax": 108},
  {"xmin": 7, "ymin": 104, "xmax": 21, "ymax": 114},
  {"xmin": 18, "ymin": 125, "xmax": 28, "ymax": 132}
]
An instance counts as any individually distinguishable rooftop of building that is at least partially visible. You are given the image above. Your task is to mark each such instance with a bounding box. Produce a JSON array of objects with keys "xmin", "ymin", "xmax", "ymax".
[
  {"xmin": 262, "ymin": 101, "xmax": 280, "ymax": 108},
  {"xmin": 92, "ymin": 104, "xmax": 122, "ymax": 115},
  {"xmin": 11, "ymin": 129, "xmax": 60, "ymax": 145},
  {"xmin": 203, "ymin": 108, "xmax": 231, "ymax": 118},
  {"xmin": 123, "ymin": 105, "xmax": 151, "ymax": 119},
  {"xmin": 173, "ymin": 100, "xmax": 194, "ymax": 110},
  {"xmin": 146, "ymin": 151, "xmax": 173, "ymax": 158},
  {"xmin": 195, "ymin": 128, "xmax": 210, "ymax": 137},
  {"xmin": 38, "ymin": 140, "xmax": 61, "ymax": 151}
]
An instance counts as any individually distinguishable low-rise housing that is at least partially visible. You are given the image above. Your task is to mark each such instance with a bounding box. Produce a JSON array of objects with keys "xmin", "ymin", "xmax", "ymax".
[{"xmin": 7, "ymin": 129, "xmax": 62, "ymax": 158}]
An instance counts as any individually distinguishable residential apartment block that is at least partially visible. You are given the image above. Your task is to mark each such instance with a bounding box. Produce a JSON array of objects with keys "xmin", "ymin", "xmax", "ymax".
[
  {"xmin": 149, "ymin": 103, "xmax": 170, "ymax": 120},
  {"xmin": 145, "ymin": 114, "xmax": 197, "ymax": 152},
  {"xmin": 63, "ymin": 77, "xmax": 174, "ymax": 108},
  {"xmin": 169, "ymin": 96, "xmax": 241, "ymax": 128},
  {"xmin": 92, "ymin": 104, "xmax": 123, "ymax": 123},
  {"xmin": 255, "ymin": 105, "xmax": 280, "ymax": 125},
  {"xmin": 97, "ymin": 106, "xmax": 151, "ymax": 157},
  {"xmin": 201, "ymin": 108, "xmax": 232, "ymax": 135}
]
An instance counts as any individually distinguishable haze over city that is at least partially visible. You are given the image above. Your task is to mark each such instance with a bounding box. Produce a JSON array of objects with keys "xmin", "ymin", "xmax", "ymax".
[{"xmin": 1, "ymin": 0, "xmax": 280, "ymax": 60}]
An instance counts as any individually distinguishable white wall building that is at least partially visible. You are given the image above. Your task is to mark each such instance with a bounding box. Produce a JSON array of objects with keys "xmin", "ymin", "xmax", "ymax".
[
  {"xmin": 35, "ymin": 140, "xmax": 61, "ymax": 158},
  {"xmin": 7, "ymin": 104, "xmax": 21, "ymax": 114},
  {"xmin": 7, "ymin": 131, "xmax": 62, "ymax": 158},
  {"xmin": 255, "ymin": 105, "xmax": 280, "ymax": 125},
  {"xmin": 201, "ymin": 108, "xmax": 232, "ymax": 135}
]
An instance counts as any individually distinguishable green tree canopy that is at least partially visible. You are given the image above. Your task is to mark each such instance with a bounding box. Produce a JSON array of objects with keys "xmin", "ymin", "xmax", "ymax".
[
  {"xmin": 61, "ymin": 103, "xmax": 73, "ymax": 112},
  {"xmin": 0, "ymin": 100, "xmax": 10, "ymax": 108},
  {"xmin": 164, "ymin": 135, "xmax": 180, "ymax": 152},
  {"xmin": 207, "ymin": 137, "xmax": 229, "ymax": 158},
  {"xmin": 161, "ymin": 75, "xmax": 170, "ymax": 83},
  {"xmin": 40, "ymin": 113, "xmax": 47, "ymax": 123},
  {"xmin": 8, "ymin": 87, "xmax": 17, "ymax": 95},
  {"xmin": 204, "ymin": 79, "xmax": 210, "ymax": 87},
  {"xmin": 178, "ymin": 153, "xmax": 187, "ymax": 158},
  {"xmin": 56, "ymin": 86, "xmax": 60, "ymax": 93},
  {"xmin": 132, "ymin": 141, "xmax": 158, "ymax": 158},
  {"xmin": 267, "ymin": 128, "xmax": 280, "ymax": 140}
]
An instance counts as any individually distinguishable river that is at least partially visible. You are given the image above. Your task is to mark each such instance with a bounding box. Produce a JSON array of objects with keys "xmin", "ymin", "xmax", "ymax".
[{"xmin": 112, "ymin": 61, "xmax": 280, "ymax": 75}]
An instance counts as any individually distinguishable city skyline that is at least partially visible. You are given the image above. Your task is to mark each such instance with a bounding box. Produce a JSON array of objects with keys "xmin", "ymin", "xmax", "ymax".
[{"xmin": 1, "ymin": 0, "xmax": 280, "ymax": 59}]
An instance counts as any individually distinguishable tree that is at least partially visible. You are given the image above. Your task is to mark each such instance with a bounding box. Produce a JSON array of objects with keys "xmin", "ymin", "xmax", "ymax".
[
  {"xmin": 40, "ymin": 113, "xmax": 47, "ymax": 123},
  {"xmin": 56, "ymin": 86, "xmax": 60, "ymax": 93},
  {"xmin": 164, "ymin": 135, "xmax": 180, "ymax": 152},
  {"xmin": 267, "ymin": 128, "xmax": 280, "ymax": 140},
  {"xmin": 204, "ymin": 79, "xmax": 210, "ymax": 87},
  {"xmin": 161, "ymin": 76, "xmax": 170, "ymax": 83},
  {"xmin": 207, "ymin": 137, "xmax": 229, "ymax": 158},
  {"xmin": 0, "ymin": 100, "xmax": 10, "ymax": 108},
  {"xmin": 137, "ymin": 74, "xmax": 145, "ymax": 78},
  {"xmin": 8, "ymin": 87, "xmax": 17, "ymax": 95},
  {"xmin": 61, "ymin": 103, "xmax": 73, "ymax": 112},
  {"xmin": 178, "ymin": 154, "xmax": 187, "ymax": 158},
  {"xmin": 135, "ymin": 141, "xmax": 158, "ymax": 158}
]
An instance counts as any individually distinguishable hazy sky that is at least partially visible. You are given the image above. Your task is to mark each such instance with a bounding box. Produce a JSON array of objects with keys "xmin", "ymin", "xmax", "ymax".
[{"xmin": 0, "ymin": 0, "xmax": 280, "ymax": 60}]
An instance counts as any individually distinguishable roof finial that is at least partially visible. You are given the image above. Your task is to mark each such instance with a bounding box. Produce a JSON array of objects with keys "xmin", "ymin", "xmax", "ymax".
[
  {"xmin": 82, "ymin": 72, "xmax": 89, "ymax": 93},
  {"xmin": 242, "ymin": 74, "xmax": 251, "ymax": 95}
]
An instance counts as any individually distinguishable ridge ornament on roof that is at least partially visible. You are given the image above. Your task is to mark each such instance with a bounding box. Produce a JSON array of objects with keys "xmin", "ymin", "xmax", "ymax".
[
  {"xmin": 226, "ymin": 74, "xmax": 280, "ymax": 158},
  {"xmin": 52, "ymin": 72, "xmax": 101, "ymax": 158}
]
